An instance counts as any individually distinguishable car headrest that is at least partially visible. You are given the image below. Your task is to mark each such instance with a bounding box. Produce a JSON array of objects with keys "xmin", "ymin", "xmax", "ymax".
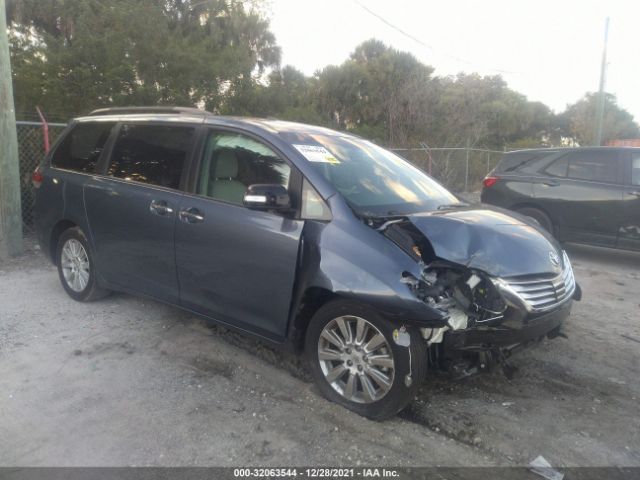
[{"xmin": 213, "ymin": 149, "xmax": 238, "ymax": 179}]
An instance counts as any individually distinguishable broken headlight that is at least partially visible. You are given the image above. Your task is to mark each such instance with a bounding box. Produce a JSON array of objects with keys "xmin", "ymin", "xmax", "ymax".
[{"xmin": 402, "ymin": 265, "xmax": 507, "ymax": 344}]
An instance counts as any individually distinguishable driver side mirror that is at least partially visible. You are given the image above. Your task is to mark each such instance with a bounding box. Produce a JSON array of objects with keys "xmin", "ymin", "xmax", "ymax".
[{"xmin": 243, "ymin": 184, "xmax": 291, "ymax": 211}]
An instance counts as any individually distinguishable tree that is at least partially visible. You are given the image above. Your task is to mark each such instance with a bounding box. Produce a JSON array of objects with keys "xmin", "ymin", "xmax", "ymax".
[
  {"xmin": 427, "ymin": 73, "xmax": 557, "ymax": 149},
  {"xmin": 292, "ymin": 41, "xmax": 558, "ymax": 150},
  {"xmin": 560, "ymin": 93, "xmax": 640, "ymax": 145},
  {"xmin": 223, "ymin": 65, "xmax": 322, "ymax": 123},
  {"xmin": 10, "ymin": 8, "xmax": 639, "ymax": 152},
  {"xmin": 8, "ymin": 0, "xmax": 280, "ymax": 119},
  {"xmin": 313, "ymin": 39, "xmax": 436, "ymax": 145}
]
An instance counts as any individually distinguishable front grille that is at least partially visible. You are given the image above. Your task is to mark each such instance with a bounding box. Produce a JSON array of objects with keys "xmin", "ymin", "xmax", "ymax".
[{"xmin": 501, "ymin": 252, "xmax": 576, "ymax": 313}]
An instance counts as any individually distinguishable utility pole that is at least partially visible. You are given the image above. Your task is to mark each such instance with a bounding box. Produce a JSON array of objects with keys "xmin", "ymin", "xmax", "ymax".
[
  {"xmin": 464, "ymin": 140, "xmax": 470, "ymax": 193},
  {"xmin": 0, "ymin": 0, "xmax": 23, "ymax": 258},
  {"xmin": 593, "ymin": 17, "xmax": 610, "ymax": 146}
]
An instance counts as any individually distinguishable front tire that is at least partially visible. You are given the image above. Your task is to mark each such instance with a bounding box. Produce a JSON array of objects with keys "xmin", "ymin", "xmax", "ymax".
[
  {"xmin": 56, "ymin": 227, "xmax": 109, "ymax": 302},
  {"xmin": 305, "ymin": 300, "xmax": 426, "ymax": 420}
]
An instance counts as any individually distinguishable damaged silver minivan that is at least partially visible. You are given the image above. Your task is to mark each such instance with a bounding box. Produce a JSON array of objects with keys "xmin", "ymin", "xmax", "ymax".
[{"xmin": 34, "ymin": 108, "xmax": 582, "ymax": 419}]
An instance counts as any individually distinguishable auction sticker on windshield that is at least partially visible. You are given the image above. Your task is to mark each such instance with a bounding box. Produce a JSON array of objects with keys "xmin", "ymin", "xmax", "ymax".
[{"xmin": 293, "ymin": 144, "xmax": 340, "ymax": 164}]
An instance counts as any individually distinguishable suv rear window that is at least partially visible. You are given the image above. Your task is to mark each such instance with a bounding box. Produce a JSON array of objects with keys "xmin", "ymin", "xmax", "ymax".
[
  {"xmin": 51, "ymin": 122, "xmax": 114, "ymax": 173},
  {"xmin": 496, "ymin": 150, "xmax": 562, "ymax": 174},
  {"xmin": 107, "ymin": 124, "xmax": 195, "ymax": 189},
  {"xmin": 495, "ymin": 152, "xmax": 543, "ymax": 173}
]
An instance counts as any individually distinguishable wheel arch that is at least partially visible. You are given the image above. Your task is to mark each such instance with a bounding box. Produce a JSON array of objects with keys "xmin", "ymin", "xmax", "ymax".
[
  {"xmin": 509, "ymin": 201, "xmax": 551, "ymax": 215},
  {"xmin": 288, "ymin": 286, "xmax": 338, "ymax": 352},
  {"xmin": 49, "ymin": 219, "xmax": 78, "ymax": 265},
  {"xmin": 509, "ymin": 202, "xmax": 556, "ymax": 231}
]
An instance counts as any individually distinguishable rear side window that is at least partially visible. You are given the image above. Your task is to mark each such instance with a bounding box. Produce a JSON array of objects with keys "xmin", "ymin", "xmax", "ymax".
[
  {"xmin": 107, "ymin": 124, "xmax": 195, "ymax": 189},
  {"xmin": 566, "ymin": 151, "xmax": 619, "ymax": 183},
  {"xmin": 544, "ymin": 155, "xmax": 568, "ymax": 177},
  {"xmin": 632, "ymin": 153, "xmax": 640, "ymax": 186},
  {"xmin": 51, "ymin": 122, "xmax": 114, "ymax": 173}
]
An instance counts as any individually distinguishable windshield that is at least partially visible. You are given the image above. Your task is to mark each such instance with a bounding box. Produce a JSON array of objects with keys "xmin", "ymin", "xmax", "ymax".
[{"xmin": 280, "ymin": 132, "xmax": 459, "ymax": 216}]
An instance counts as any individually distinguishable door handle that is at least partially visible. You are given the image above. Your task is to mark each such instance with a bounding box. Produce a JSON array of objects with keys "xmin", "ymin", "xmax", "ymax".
[
  {"xmin": 627, "ymin": 191, "xmax": 640, "ymax": 197},
  {"xmin": 179, "ymin": 207, "xmax": 204, "ymax": 224},
  {"xmin": 541, "ymin": 180, "xmax": 560, "ymax": 187},
  {"xmin": 149, "ymin": 199, "xmax": 174, "ymax": 216}
]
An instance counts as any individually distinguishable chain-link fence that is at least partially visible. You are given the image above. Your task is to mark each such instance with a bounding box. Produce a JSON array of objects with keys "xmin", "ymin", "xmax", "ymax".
[
  {"xmin": 15, "ymin": 120, "xmax": 507, "ymax": 235},
  {"xmin": 389, "ymin": 146, "xmax": 505, "ymax": 193},
  {"xmin": 16, "ymin": 121, "xmax": 67, "ymax": 235}
]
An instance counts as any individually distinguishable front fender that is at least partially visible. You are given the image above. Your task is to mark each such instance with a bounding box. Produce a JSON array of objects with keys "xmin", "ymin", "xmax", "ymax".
[
  {"xmin": 317, "ymin": 246, "xmax": 448, "ymax": 327},
  {"xmin": 289, "ymin": 199, "xmax": 448, "ymax": 334}
]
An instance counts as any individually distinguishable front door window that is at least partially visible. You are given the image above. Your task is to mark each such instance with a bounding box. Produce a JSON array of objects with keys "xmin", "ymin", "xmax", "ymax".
[{"xmin": 197, "ymin": 132, "xmax": 291, "ymax": 205}]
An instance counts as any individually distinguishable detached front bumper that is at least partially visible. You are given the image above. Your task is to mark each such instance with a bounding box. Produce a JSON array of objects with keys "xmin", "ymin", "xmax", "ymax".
[{"xmin": 443, "ymin": 297, "xmax": 574, "ymax": 351}]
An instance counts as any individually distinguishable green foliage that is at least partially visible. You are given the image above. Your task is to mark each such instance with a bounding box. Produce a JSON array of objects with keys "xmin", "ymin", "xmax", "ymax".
[
  {"xmin": 8, "ymin": 0, "xmax": 280, "ymax": 120},
  {"xmin": 315, "ymin": 39, "xmax": 437, "ymax": 145},
  {"xmin": 426, "ymin": 74, "xmax": 556, "ymax": 149},
  {"xmin": 222, "ymin": 65, "xmax": 321, "ymax": 123},
  {"xmin": 559, "ymin": 92, "xmax": 640, "ymax": 146},
  {"xmin": 8, "ymin": 3, "xmax": 639, "ymax": 148},
  {"xmin": 233, "ymin": 40, "xmax": 608, "ymax": 150}
]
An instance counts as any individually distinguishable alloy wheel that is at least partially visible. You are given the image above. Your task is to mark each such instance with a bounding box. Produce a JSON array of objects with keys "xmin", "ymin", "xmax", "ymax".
[
  {"xmin": 60, "ymin": 238, "xmax": 90, "ymax": 293},
  {"xmin": 317, "ymin": 315, "xmax": 395, "ymax": 404}
]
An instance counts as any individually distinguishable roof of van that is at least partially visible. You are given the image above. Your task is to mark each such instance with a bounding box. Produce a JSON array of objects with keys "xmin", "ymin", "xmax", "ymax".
[
  {"xmin": 78, "ymin": 106, "xmax": 347, "ymax": 137},
  {"xmin": 505, "ymin": 146, "xmax": 639, "ymax": 154}
]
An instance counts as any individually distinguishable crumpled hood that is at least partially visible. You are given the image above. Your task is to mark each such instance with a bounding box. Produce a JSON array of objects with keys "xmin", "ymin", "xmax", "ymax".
[{"xmin": 407, "ymin": 206, "xmax": 565, "ymax": 278}]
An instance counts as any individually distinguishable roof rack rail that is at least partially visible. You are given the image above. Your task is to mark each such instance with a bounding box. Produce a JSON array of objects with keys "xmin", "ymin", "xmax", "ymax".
[{"xmin": 88, "ymin": 106, "xmax": 209, "ymax": 116}]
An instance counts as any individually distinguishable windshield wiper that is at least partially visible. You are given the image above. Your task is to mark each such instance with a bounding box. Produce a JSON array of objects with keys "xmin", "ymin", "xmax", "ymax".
[
  {"xmin": 437, "ymin": 203, "xmax": 470, "ymax": 210},
  {"xmin": 355, "ymin": 209, "xmax": 405, "ymax": 219}
]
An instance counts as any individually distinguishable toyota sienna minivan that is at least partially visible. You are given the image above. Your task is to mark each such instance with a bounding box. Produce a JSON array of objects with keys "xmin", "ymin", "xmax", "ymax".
[{"xmin": 34, "ymin": 107, "xmax": 581, "ymax": 419}]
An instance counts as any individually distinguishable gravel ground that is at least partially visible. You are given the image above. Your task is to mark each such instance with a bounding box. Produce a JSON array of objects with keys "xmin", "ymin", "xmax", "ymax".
[{"xmin": 0, "ymin": 239, "xmax": 639, "ymax": 467}]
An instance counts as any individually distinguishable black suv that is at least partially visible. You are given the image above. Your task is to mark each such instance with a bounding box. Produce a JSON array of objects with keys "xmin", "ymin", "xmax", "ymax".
[
  {"xmin": 481, "ymin": 147, "xmax": 640, "ymax": 251},
  {"xmin": 34, "ymin": 107, "xmax": 580, "ymax": 419}
]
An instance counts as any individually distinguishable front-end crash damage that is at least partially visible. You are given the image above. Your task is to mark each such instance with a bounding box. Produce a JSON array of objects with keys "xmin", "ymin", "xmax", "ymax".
[
  {"xmin": 377, "ymin": 209, "xmax": 582, "ymax": 375},
  {"xmin": 400, "ymin": 264, "xmax": 507, "ymax": 345}
]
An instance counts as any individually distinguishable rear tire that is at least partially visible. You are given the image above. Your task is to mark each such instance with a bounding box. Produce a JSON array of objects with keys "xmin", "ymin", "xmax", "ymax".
[
  {"xmin": 56, "ymin": 227, "xmax": 109, "ymax": 302},
  {"xmin": 517, "ymin": 207, "xmax": 554, "ymax": 235},
  {"xmin": 305, "ymin": 299, "xmax": 426, "ymax": 420}
]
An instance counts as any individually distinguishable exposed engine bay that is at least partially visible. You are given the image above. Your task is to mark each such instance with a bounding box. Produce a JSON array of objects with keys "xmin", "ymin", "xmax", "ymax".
[
  {"xmin": 376, "ymin": 218, "xmax": 509, "ymax": 341},
  {"xmin": 370, "ymin": 215, "xmax": 576, "ymax": 376},
  {"xmin": 401, "ymin": 265, "xmax": 507, "ymax": 344},
  {"xmin": 369, "ymin": 217, "xmax": 570, "ymax": 364}
]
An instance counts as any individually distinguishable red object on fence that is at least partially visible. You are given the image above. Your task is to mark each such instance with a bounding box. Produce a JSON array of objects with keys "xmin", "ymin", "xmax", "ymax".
[{"xmin": 36, "ymin": 106, "xmax": 50, "ymax": 154}]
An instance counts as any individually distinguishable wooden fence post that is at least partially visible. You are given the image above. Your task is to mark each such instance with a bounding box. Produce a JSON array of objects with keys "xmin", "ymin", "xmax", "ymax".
[{"xmin": 0, "ymin": 0, "xmax": 23, "ymax": 258}]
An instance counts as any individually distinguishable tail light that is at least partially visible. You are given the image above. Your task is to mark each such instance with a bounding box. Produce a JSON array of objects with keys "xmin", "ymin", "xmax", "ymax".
[
  {"xmin": 31, "ymin": 167, "xmax": 43, "ymax": 188},
  {"xmin": 483, "ymin": 176, "xmax": 499, "ymax": 188}
]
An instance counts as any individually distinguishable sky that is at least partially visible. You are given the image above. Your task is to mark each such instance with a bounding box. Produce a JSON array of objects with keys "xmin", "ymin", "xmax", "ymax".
[{"xmin": 268, "ymin": 0, "xmax": 639, "ymax": 122}]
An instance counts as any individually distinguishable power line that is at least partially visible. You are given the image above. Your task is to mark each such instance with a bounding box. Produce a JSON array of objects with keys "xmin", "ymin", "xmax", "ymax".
[
  {"xmin": 351, "ymin": 0, "xmax": 520, "ymax": 75},
  {"xmin": 352, "ymin": 0, "xmax": 433, "ymax": 50}
]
